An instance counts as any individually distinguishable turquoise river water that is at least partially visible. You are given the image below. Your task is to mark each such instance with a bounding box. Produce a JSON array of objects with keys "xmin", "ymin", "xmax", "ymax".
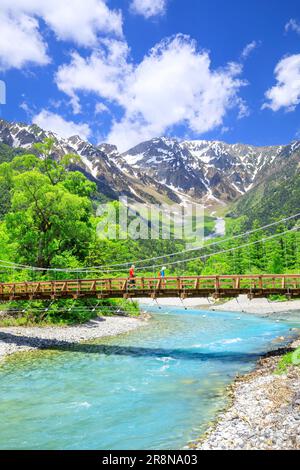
[{"xmin": 0, "ymin": 306, "xmax": 299, "ymax": 450}]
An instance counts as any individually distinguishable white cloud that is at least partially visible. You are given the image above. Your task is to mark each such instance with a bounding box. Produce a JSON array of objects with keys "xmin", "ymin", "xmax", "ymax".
[
  {"xmin": 43, "ymin": 0, "xmax": 123, "ymax": 45},
  {"xmin": 263, "ymin": 54, "xmax": 300, "ymax": 112},
  {"xmin": 0, "ymin": 12, "xmax": 49, "ymax": 71},
  {"xmin": 236, "ymin": 97, "xmax": 250, "ymax": 119},
  {"xmin": 56, "ymin": 35, "xmax": 246, "ymax": 150},
  {"xmin": 285, "ymin": 18, "xmax": 300, "ymax": 35},
  {"xmin": 95, "ymin": 103, "xmax": 110, "ymax": 114},
  {"xmin": 20, "ymin": 101, "xmax": 33, "ymax": 116},
  {"xmin": 0, "ymin": 1, "xmax": 122, "ymax": 70},
  {"xmin": 56, "ymin": 39, "xmax": 132, "ymax": 113},
  {"xmin": 130, "ymin": 0, "xmax": 167, "ymax": 18},
  {"xmin": 33, "ymin": 110, "xmax": 91, "ymax": 140},
  {"xmin": 241, "ymin": 41, "xmax": 259, "ymax": 59},
  {"xmin": 221, "ymin": 126, "xmax": 231, "ymax": 134}
]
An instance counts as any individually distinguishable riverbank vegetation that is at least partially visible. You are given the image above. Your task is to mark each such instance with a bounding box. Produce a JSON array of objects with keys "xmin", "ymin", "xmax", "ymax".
[
  {"xmin": 0, "ymin": 298, "xmax": 140, "ymax": 327},
  {"xmin": 275, "ymin": 347, "xmax": 300, "ymax": 374}
]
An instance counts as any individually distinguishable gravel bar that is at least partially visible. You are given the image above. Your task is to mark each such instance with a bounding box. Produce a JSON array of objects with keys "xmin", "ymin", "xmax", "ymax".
[{"xmin": 0, "ymin": 316, "xmax": 146, "ymax": 360}]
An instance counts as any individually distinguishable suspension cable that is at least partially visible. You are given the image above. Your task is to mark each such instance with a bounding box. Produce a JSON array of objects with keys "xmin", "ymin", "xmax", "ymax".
[
  {"xmin": 0, "ymin": 212, "xmax": 299, "ymax": 273},
  {"xmin": 5, "ymin": 226, "xmax": 295, "ymax": 274}
]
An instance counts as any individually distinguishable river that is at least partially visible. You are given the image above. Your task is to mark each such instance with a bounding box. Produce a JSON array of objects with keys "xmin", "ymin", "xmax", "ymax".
[{"xmin": 0, "ymin": 307, "xmax": 298, "ymax": 450}]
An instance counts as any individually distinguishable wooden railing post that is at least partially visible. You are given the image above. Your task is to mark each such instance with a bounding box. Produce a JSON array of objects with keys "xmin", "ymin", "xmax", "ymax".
[{"xmin": 77, "ymin": 280, "xmax": 82, "ymax": 296}]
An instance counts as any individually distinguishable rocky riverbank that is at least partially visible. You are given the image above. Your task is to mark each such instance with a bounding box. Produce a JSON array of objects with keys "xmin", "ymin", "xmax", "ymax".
[
  {"xmin": 211, "ymin": 295, "xmax": 300, "ymax": 315},
  {"xmin": 194, "ymin": 337, "xmax": 300, "ymax": 450},
  {"xmin": 138, "ymin": 295, "xmax": 300, "ymax": 314},
  {"xmin": 0, "ymin": 316, "xmax": 146, "ymax": 361}
]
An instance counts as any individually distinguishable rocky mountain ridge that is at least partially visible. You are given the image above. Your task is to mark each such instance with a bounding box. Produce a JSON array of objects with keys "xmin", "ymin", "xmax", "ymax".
[{"xmin": 1, "ymin": 119, "xmax": 299, "ymax": 210}]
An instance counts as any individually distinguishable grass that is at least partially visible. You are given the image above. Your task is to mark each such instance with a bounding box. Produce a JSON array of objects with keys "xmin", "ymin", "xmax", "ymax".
[
  {"xmin": 275, "ymin": 347, "xmax": 300, "ymax": 374},
  {"xmin": 203, "ymin": 215, "xmax": 217, "ymax": 237},
  {"xmin": 0, "ymin": 316, "xmax": 65, "ymax": 327},
  {"xmin": 268, "ymin": 294, "xmax": 291, "ymax": 302},
  {"xmin": 0, "ymin": 298, "xmax": 140, "ymax": 327}
]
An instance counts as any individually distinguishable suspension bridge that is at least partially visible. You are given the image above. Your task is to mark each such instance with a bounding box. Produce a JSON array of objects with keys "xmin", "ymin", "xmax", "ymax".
[
  {"xmin": 0, "ymin": 274, "xmax": 300, "ymax": 301},
  {"xmin": 0, "ymin": 214, "xmax": 299, "ymax": 303}
]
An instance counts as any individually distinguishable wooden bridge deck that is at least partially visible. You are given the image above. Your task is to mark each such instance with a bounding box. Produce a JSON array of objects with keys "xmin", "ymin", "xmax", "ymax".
[{"xmin": 0, "ymin": 275, "xmax": 300, "ymax": 301}]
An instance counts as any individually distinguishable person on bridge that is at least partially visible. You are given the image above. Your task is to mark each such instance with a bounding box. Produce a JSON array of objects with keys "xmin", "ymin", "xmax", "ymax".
[
  {"xmin": 159, "ymin": 266, "xmax": 166, "ymax": 278},
  {"xmin": 158, "ymin": 266, "xmax": 167, "ymax": 286},
  {"xmin": 129, "ymin": 265, "xmax": 136, "ymax": 287}
]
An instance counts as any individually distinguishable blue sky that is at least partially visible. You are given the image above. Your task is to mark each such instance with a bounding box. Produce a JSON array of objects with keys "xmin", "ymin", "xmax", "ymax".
[{"xmin": 0, "ymin": 0, "xmax": 300, "ymax": 150}]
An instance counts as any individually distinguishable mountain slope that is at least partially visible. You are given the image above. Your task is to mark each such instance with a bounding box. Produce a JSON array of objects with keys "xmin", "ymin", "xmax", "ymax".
[
  {"xmin": 230, "ymin": 146, "xmax": 300, "ymax": 227},
  {"xmin": 0, "ymin": 119, "xmax": 180, "ymax": 205},
  {"xmin": 121, "ymin": 137, "xmax": 293, "ymax": 205}
]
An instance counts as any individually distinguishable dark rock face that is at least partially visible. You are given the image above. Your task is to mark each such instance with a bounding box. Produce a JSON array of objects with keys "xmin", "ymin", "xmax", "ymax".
[
  {"xmin": 98, "ymin": 143, "xmax": 118, "ymax": 156},
  {"xmin": 0, "ymin": 120, "xmax": 48, "ymax": 147}
]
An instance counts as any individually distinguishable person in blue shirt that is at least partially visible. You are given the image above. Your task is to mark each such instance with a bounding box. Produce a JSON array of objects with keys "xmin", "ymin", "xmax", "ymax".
[{"xmin": 159, "ymin": 267, "xmax": 166, "ymax": 284}]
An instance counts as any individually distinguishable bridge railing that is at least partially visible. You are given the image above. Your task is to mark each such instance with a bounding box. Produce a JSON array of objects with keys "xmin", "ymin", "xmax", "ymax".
[{"xmin": 0, "ymin": 274, "xmax": 300, "ymax": 299}]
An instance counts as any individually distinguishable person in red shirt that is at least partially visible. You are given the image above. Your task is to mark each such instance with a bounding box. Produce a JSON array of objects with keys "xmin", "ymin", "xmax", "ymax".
[{"xmin": 129, "ymin": 265, "xmax": 135, "ymax": 287}]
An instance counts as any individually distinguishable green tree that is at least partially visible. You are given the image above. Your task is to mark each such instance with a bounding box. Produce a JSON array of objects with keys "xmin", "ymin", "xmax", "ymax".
[{"xmin": 1, "ymin": 139, "xmax": 96, "ymax": 268}]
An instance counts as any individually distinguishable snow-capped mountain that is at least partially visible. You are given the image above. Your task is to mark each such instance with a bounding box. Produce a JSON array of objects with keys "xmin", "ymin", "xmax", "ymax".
[
  {"xmin": 0, "ymin": 119, "xmax": 181, "ymax": 205},
  {"xmin": 1, "ymin": 119, "xmax": 300, "ymax": 209},
  {"xmin": 120, "ymin": 137, "xmax": 296, "ymax": 204}
]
